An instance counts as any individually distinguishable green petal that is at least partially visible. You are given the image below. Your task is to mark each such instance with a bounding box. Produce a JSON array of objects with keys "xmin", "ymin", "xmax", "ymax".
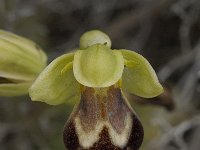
[
  {"xmin": 73, "ymin": 44, "xmax": 124, "ymax": 87},
  {"xmin": 0, "ymin": 82, "xmax": 31, "ymax": 96},
  {"xmin": 120, "ymin": 50, "xmax": 163, "ymax": 98},
  {"xmin": 29, "ymin": 53, "xmax": 81, "ymax": 105}
]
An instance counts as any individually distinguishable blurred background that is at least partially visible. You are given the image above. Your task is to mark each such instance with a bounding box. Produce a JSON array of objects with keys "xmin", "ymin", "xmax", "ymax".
[{"xmin": 0, "ymin": 0, "xmax": 200, "ymax": 149}]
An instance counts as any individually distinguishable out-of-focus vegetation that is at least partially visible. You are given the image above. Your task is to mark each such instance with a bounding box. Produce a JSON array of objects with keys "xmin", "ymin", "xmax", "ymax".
[{"xmin": 0, "ymin": 0, "xmax": 200, "ymax": 150}]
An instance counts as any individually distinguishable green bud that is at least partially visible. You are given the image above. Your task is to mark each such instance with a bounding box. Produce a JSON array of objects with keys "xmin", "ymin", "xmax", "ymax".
[
  {"xmin": 79, "ymin": 30, "xmax": 112, "ymax": 49},
  {"xmin": 0, "ymin": 30, "xmax": 47, "ymax": 96}
]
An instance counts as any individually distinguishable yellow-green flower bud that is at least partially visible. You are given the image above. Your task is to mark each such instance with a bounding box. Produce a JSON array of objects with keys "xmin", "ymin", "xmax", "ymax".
[
  {"xmin": 0, "ymin": 30, "xmax": 47, "ymax": 96},
  {"xmin": 79, "ymin": 30, "xmax": 112, "ymax": 49}
]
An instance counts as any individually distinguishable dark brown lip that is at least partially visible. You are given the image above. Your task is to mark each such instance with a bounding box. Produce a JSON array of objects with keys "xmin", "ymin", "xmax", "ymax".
[{"xmin": 63, "ymin": 85, "xmax": 144, "ymax": 150}]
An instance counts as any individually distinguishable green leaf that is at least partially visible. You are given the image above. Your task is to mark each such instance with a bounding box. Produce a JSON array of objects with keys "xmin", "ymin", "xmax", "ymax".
[
  {"xmin": 29, "ymin": 53, "xmax": 80, "ymax": 105},
  {"xmin": 0, "ymin": 82, "xmax": 31, "ymax": 96},
  {"xmin": 120, "ymin": 50, "xmax": 163, "ymax": 98},
  {"xmin": 73, "ymin": 44, "xmax": 124, "ymax": 87}
]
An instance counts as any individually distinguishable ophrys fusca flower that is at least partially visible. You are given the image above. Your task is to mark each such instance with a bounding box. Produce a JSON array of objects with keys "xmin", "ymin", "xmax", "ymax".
[{"xmin": 29, "ymin": 30, "xmax": 163, "ymax": 150}]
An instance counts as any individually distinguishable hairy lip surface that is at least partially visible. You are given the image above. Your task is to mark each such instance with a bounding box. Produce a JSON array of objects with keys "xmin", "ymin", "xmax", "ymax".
[{"xmin": 63, "ymin": 85, "xmax": 144, "ymax": 150}]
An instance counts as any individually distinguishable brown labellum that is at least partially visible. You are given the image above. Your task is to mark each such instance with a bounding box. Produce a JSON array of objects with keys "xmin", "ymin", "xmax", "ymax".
[{"xmin": 63, "ymin": 85, "xmax": 144, "ymax": 150}]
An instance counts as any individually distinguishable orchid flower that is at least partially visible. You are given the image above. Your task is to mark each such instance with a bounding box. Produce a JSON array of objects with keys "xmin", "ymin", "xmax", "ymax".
[
  {"xmin": 29, "ymin": 30, "xmax": 163, "ymax": 150},
  {"xmin": 0, "ymin": 29, "xmax": 163, "ymax": 149}
]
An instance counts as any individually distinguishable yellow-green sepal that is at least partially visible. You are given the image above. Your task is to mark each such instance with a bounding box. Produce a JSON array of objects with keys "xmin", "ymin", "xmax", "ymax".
[
  {"xmin": 0, "ymin": 30, "xmax": 47, "ymax": 81},
  {"xmin": 73, "ymin": 44, "xmax": 124, "ymax": 87},
  {"xmin": 120, "ymin": 49, "xmax": 163, "ymax": 98},
  {"xmin": 0, "ymin": 29, "xmax": 47, "ymax": 63},
  {"xmin": 29, "ymin": 53, "xmax": 81, "ymax": 105},
  {"xmin": 0, "ymin": 82, "xmax": 32, "ymax": 96}
]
